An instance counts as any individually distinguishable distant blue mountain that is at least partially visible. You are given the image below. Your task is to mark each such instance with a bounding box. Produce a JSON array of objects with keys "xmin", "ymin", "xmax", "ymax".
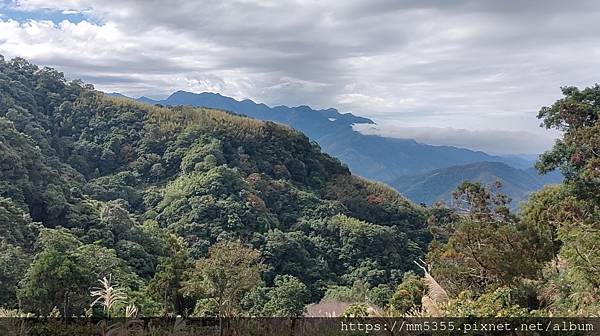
[
  {"xmin": 134, "ymin": 90, "xmax": 374, "ymax": 133},
  {"xmin": 109, "ymin": 91, "xmax": 522, "ymax": 181},
  {"xmin": 390, "ymin": 161, "xmax": 563, "ymax": 209},
  {"xmin": 497, "ymin": 154, "xmax": 539, "ymax": 169}
]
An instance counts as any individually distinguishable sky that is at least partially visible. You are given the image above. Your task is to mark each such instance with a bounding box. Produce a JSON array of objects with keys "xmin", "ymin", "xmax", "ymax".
[{"xmin": 1, "ymin": 0, "xmax": 599, "ymax": 154}]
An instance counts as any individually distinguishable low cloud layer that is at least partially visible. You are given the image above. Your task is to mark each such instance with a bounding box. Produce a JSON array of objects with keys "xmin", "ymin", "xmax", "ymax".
[
  {"xmin": 353, "ymin": 123, "xmax": 560, "ymax": 155},
  {"xmin": 1, "ymin": 0, "xmax": 598, "ymax": 153}
]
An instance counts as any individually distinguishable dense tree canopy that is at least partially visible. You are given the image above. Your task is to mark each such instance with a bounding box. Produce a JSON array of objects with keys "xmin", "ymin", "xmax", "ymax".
[
  {"xmin": 0, "ymin": 56, "xmax": 430, "ymax": 317},
  {"xmin": 2, "ymin": 56, "xmax": 597, "ymax": 319}
]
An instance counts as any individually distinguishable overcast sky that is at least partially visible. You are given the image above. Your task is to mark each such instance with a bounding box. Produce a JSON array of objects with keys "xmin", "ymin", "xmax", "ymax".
[{"xmin": 1, "ymin": 0, "xmax": 599, "ymax": 154}]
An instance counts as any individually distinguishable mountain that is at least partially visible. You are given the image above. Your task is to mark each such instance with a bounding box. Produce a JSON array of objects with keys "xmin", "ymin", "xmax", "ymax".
[
  {"xmin": 135, "ymin": 90, "xmax": 374, "ymax": 135},
  {"xmin": 114, "ymin": 91, "xmax": 511, "ymax": 181},
  {"xmin": 497, "ymin": 153, "xmax": 540, "ymax": 169},
  {"xmin": 390, "ymin": 161, "xmax": 563, "ymax": 208},
  {"xmin": 0, "ymin": 56, "xmax": 430, "ymax": 314}
]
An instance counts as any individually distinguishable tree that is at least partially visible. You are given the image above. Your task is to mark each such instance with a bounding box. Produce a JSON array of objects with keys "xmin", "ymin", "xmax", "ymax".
[
  {"xmin": 528, "ymin": 85, "xmax": 600, "ymax": 312},
  {"xmin": 114, "ymin": 240, "xmax": 155, "ymax": 279},
  {"xmin": 262, "ymin": 275, "xmax": 309, "ymax": 317},
  {"xmin": 0, "ymin": 242, "xmax": 30, "ymax": 308},
  {"xmin": 183, "ymin": 240, "xmax": 264, "ymax": 317},
  {"xmin": 262, "ymin": 229, "xmax": 330, "ymax": 299},
  {"xmin": 36, "ymin": 227, "xmax": 81, "ymax": 253},
  {"xmin": 312, "ymin": 214, "xmax": 421, "ymax": 287},
  {"xmin": 368, "ymin": 284, "xmax": 394, "ymax": 309},
  {"xmin": 100, "ymin": 200, "xmax": 135, "ymax": 240},
  {"xmin": 0, "ymin": 197, "xmax": 38, "ymax": 249},
  {"xmin": 428, "ymin": 183, "xmax": 552, "ymax": 296},
  {"xmin": 536, "ymin": 85, "xmax": 600, "ymax": 200},
  {"xmin": 148, "ymin": 234, "xmax": 193, "ymax": 315},
  {"xmin": 18, "ymin": 249, "xmax": 92, "ymax": 316},
  {"xmin": 388, "ymin": 272, "xmax": 425, "ymax": 316},
  {"xmin": 342, "ymin": 303, "xmax": 369, "ymax": 317},
  {"xmin": 73, "ymin": 244, "xmax": 142, "ymax": 291},
  {"xmin": 441, "ymin": 287, "xmax": 529, "ymax": 317}
]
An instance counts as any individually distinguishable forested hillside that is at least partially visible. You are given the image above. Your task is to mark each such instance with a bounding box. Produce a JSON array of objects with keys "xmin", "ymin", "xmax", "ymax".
[
  {"xmin": 1, "ymin": 56, "xmax": 599, "ymax": 319},
  {"xmin": 122, "ymin": 90, "xmax": 509, "ymax": 181},
  {"xmin": 0, "ymin": 56, "xmax": 430, "ymax": 316}
]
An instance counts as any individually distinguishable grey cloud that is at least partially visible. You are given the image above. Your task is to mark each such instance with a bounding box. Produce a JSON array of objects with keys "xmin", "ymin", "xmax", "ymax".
[{"xmin": 2, "ymin": 0, "xmax": 599, "ymax": 153}]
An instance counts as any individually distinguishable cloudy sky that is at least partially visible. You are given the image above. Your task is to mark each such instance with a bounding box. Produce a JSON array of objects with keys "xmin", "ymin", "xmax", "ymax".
[{"xmin": 1, "ymin": 0, "xmax": 599, "ymax": 154}]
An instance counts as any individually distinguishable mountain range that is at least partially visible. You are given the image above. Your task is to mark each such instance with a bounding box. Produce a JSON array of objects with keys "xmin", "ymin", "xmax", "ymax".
[
  {"xmin": 390, "ymin": 161, "xmax": 563, "ymax": 208},
  {"xmin": 110, "ymin": 90, "xmax": 560, "ymax": 207},
  {"xmin": 112, "ymin": 91, "xmax": 514, "ymax": 180}
]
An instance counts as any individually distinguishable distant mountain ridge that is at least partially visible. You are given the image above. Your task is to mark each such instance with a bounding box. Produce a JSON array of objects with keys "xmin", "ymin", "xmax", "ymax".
[
  {"xmin": 110, "ymin": 91, "xmax": 513, "ymax": 181},
  {"xmin": 136, "ymin": 91, "xmax": 374, "ymax": 132},
  {"xmin": 390, "ymin": 161, "xmax": 563, "ymax": 208}
]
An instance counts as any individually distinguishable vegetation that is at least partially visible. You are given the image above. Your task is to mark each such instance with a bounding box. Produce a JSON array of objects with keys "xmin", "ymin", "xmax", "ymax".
[
  {"xmin": 0, "ymin": 56, "xmax": 429, "ymax": 317},
  {"xmin": 132, "ymin": 90, "xmax": 503, "ymax": 182},
  {"xmin": 424, "ymin": 85, "xmax": 600, "ymax": 317},
  {"xmin": 0, "ymin": 56, "xmax": 598, "ymax": 319}
]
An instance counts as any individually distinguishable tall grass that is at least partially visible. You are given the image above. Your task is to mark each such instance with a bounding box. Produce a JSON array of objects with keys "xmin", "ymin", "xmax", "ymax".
[{"xmin": 90, "ymin": 276, "xmax": 127, "ymax": 318}]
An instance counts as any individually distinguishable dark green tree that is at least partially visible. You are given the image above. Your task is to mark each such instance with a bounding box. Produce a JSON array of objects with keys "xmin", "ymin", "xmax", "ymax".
[
  {"xmin": 148, "ymin": 234, "xmax": 193, "ymax": 315},
  {"xmin": 18, "ymin": 249, "xmax": 92, "ymax": 316},
  {"xmin": 262, "ymin": 275, "xmax": 309, "ymax": 317}
]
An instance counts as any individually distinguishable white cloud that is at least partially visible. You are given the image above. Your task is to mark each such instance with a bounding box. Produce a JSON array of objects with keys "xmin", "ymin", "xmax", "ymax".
[{"xmin": 353, "ymin": 123, "xmax": 560, "ymax": 154}]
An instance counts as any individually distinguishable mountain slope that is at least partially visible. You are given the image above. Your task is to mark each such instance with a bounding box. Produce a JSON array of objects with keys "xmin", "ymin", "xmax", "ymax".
[
  {"xmin": 1, "ymin": 56, "xmax": 430, "ymax": 313},
  {"xmin": 390, "ymin": 161, "xmax": 563, "ymax": 208},
  {"xmin": 120, "ymin": 91, "xmax": 510, "ymax": 181}
]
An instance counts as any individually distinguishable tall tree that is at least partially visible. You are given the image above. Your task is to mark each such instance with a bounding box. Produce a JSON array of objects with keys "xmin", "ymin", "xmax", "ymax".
[
  {"xmin": 262, "ymin": 275, "xmax": 309, "ymax": 317},
  {"xmin": 18, "ymin": 249, "xmax": 92, "ymax": 316},
  {"xmin": 183, "ymin": 240, "xmax": 264, "ymax": 317},
  {"xmin": 428, "ymin": 183, "xmax": 552, "ymax": 296},
  {"xmin": 148, "ymin": 234, "xmax": 193, "ymax": 315},
  {"xmin": 527, "ymin": 85, "xmax": 600, "ymax": 313},
  {"xmin": 537, "ymin": 84, "xmax": 600, "ymax": 200}
]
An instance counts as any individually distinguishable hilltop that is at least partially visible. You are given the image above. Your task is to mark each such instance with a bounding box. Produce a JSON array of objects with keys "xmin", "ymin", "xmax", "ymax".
[{"xmin": 115, "ymin": 90, "xmax": 510, "ymax": 181}]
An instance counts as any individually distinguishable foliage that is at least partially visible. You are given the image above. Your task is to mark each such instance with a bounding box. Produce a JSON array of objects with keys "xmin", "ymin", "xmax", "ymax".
[
  {"xmin": 388, "ymin": 272, "xmax": 426, "ymax": 316},
  {"xmin": 526, "ymin": 85, "xmax": 600, "ymax": 315},
  {"xmin": 11, "ymin": 56, "xmax": 600, "ymax": 319},
  {"xmin": 182, "ymin": 240, "xmax": 264, "ymax": 317},
  {"xmin": 536, "ymin": 85, "xmax": 600, "ymax": 200},
  {"xmin": 18, "ymin": 248, "xmax": 92, "ymax": 316},
  {"xmin": 428, "ymin": 182, "xmax": 553, "ymax": 296},
  {"xmin": 0, "ymin": 197, "xmax": 39, "ymax": 249},
  {"xmin": 261, "ymin": 275, "xmax": 309, "ymax": 317},
  {"xmin": 148, "ymin": 233, "xmax": 193, "ymax": 315},
  {"xmin": 342, "ymin": 303, "xmax": 370, "ymax": 317},
  {"xmin": 420, "ymin": 84, "xmax": 600, "ymax": 318},
  {"xmin": 441, "ymin": 287, "xmax": 530, "ymax": 317},
  {"xmin": 0, "ymin": 56, "xmax": 432, "ymax": 318},
  {"xmin": 0, "ymin": 242, "xmax": 30, "ymax": 308}
]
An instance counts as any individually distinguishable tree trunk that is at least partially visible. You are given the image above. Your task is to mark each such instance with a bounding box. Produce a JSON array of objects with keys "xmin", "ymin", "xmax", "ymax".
[{"xmin": 63, "ymin": 291, "xmax": 69, "ymax": 318}]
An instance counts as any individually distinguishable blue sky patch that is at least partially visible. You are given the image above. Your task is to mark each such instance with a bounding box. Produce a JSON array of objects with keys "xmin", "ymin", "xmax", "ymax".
[{"xmin": 0, "ymin": 3, "xmax": 98, "ymax": 24}]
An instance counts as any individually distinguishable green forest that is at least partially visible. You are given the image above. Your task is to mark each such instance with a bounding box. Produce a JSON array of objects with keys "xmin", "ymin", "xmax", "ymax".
[{"xmin": 0, "ymin": 56, "xmax": 598, "ymax": 319}]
